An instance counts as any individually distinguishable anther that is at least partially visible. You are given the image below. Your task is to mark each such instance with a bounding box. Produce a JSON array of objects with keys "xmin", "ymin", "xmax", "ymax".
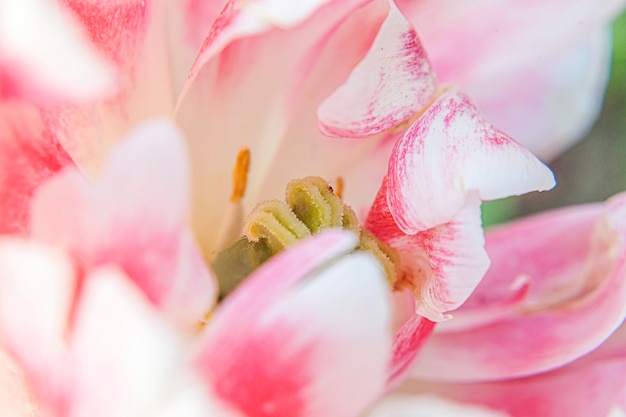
[
  {"xmin": 230, "ymin": 147, "xmax": 250, "ymax": 202},
  {"xmin": 335, "ymin": 177, "xmax": 344, "ymax": 199}
]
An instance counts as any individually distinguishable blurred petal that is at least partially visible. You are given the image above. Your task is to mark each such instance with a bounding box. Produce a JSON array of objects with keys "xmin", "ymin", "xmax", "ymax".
[
  {"xmin": 197, "ymin": 231, "xmax": 392, "ymax": 417},
  {"xmin": 51, "ymin": 0, "xmax": 174, "ymax": 174},
  {"xmin": 0, "ymin": 350, "xmax": 39, "ymax": 417},
  {"xmin": 0, "ymin": 0, "xmax": 114, "ymax": 102},
  {"xmin": 32, "ymin": 120, "xmax": 215, "ymax": 330},
  {"xmin": 413, "ymin": 193, "xmax": 626, "ymax": 381},
  {"xmin": 387, "ymin": 87, "xmax": 555, "ymax": 234},
  {"xmin": 396, "ymin": 0, "xmax": 626, "ymax": 159},
  {"xmin": 317, "ymin": 2, "xmax": 437, "ymax": 137},
  {"xmin": 70, "ymin": 267, "xmax": 210, "ymax": 417},
  {"xmin": 0, "ymin": 103, "xmax": 73, "ymax": 235},
  {"xmin": 366, "ymin": 394, "xmax": 509, "ymax": 417},
  {"xmin": 0, "ymin": 239, "xmax": 75, "ymax": 404}
]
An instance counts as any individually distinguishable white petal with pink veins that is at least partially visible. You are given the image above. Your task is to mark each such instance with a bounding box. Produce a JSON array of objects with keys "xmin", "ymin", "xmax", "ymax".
[
  {"xmin": 318, "ymin": 2, "xmax": 437, "ymax": 137},
  {"xmin": 387, "ymin": 87, "xmax": 555, "ymax": 234},
  {"xmin": 197, "ymin": 231, "xmax": 392, "ymax": 417},
  {"xmin": 367, "ymin": 185, "xmax": 490, "ymax": 321}
]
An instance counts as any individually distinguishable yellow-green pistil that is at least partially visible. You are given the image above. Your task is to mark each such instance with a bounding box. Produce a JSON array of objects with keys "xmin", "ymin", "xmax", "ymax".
[{"xmin": 212, "ymin": 176, "xmax": 398, "ymax": 299}]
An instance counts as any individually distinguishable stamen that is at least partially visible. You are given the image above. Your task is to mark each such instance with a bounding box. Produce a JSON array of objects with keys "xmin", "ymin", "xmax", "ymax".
[
  {"xmin": 230, "ymin": 147, "xmax": 250, "ymax": 202},
  {"xmin": 213, "ymin": 176, "xmax": 400, "ymax": 299},
  {"xmin": 213, "ymin": 148, "xmax": 251, "ymax": 253},
  {"xmin": 335, "ymin": 177, "xmax": 344, "ymax": 199}
]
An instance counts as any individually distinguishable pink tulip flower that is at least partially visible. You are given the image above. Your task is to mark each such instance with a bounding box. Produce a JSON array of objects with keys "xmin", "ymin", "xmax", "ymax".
[{"xmin": 0, "ymin": 0, "xmax": 623, "ymax": 416}]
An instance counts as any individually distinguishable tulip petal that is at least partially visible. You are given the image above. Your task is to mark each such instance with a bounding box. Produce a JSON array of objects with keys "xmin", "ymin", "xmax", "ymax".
[
  {"xmin": 395, "ymin": 0, "xmax": 626, "ymax": 160},
  {"xmin": 0, "ymin": 239, "xmax": 75, "ymax": 404},
  {"xmin": 197, "ymin": 231, "xmax": 392, "ymax": 417},
  {"xmin": 0, "ymin": 0, "xmax": 114, "ymax": 102},
  {"xmin": 413, "ymin": 193, "xmax": 626, "ymax": 381},
  {"xmin": 387, "ymin": 87, "xmax": 555, "ymax": 234},
  {"xmin": 367, "ymin": 182, "xmax": 490, "ymax": 321},
  {"xmin": 0, "ymin": 104, "xmax": 74, "ymax": 235},
  {"xmin": 70, "ymin": 267, "xmax": 210, "ymax": 417},
  {"xmin": 366, "ymin": 394, "xmax": 509, "ymax": 417},
  {"xmin": 317, "ymin": 1, "xmax": 437, "ymax": 137},
  {"xmin": 387, "ymin": 314, "xmax": 435, "ymax": 389},
  {"xmin": 406, "ymin": 358, "xmax": 626, "ymax": 417},
  {"xmin": 31, "ymin": 120, "xmax": 216, "ymax": 331}
]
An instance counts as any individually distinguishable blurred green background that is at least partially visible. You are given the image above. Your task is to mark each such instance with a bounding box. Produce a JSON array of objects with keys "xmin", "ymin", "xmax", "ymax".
[{"xmin": 483, "ymin": 11, "xmax": 626, "ymax": 226}]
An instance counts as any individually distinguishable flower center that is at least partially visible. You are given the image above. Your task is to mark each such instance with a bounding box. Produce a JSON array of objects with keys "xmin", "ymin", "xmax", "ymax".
[{"xmin": 212, "ymin": 155, "xmax": 398, "ymax": 300}]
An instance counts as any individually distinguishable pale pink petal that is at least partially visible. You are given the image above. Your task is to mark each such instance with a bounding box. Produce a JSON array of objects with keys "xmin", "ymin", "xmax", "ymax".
[
  {"xmin": 317, "ymin": 2, "xmax": 437, "ymax": 137},
  {"xmin": 0, "ymin": 0, "xmax": 115, "ymax": 102},
  {"xmin": 367, "ymin": 182, "xmax": 490, "ymax": 321},
  {"xmin": 413, "ymin": 193, "xmax": 626, "ymax": 381},
  {"xmin": 438, "ymin": 203, "xmax": 602, "ymax": 332},
  {"xmin": 366, "ymin": 394, "xmax": 509, "ymax": 417},
  {"xmin": 0, "ymin": 349, "xmax": 40, "ymax": 417},
  {"xmin": 174, "ymin": 0, "xmax": 389, "ymax": 254},
  {"xmin": 32, "ymin": 120, "xmax": 216, "ymax": 331},
  {"xmin": 387, "ymin": 87, "xmax": 555, "ymax": 234},
  {"xmin": 69, "ymin": 267, "xmax": 209, "ymax": 417},
  {"xmin": 0, "ymin": 239, "xmax": 75, "ymax": 404},
  {"xmin": 396, "ymin": 0, "xmax": 626, "ymax": 160},
  {"xmin": 405, "ymin": 356, "xmax": 626, "ymax": 417},
  {"xmin": 197, "ymin": 231, "xmax": 392, "ymax": 417},
  {"xmin": 51, "ymin": 0, "xmax": 173, "ymax": 174},
  {"xmin": 0, "ymin": 103, "xmax": 74, "ymax": 235}
]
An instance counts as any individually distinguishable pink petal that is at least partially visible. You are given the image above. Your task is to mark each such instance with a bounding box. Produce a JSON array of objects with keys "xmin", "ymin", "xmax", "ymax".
[
  {"xmin": 396, "ymin": 0, "xmax": 626, "ymax": 160},
  {"xmin": 387, "ymin": 314, "xmax": 435, "ymax": 390},
  {"xmin": 367, "ymin": 182, "xmax": 490, "ymax": 321},
  {"xmin": 387, "ymin": 87, "xmax": 555, "ymax": 234},
  {"xmin": 32, "ymin": 120, "xmax": 216, "ymax": 331},
  {"xmin": 405, "ymin": 334, "xmax": 626, "ymax": 417},
  {"xmin": 197, "ymin": 231, "xmax": 393, "ymax": 417},
  {"xmin": 173, "ymin": 0, "xmax": 389, "ymax": 253},
  {"xmin": 0, "ymin": 104, "xmax": 74, "ymax": 235},
  {"xmin": 366, "ymin": 394, "xmax": 509, "ymax": 417},
  {"xmin": 69, "ymin": 267, "xmax": 210, "ymax": 417},
  {"xmin": 413, "ymin": 193, "xmax": 626, "ymax": 381},
  {"xmin": 317, "ymin": 2, "xmax": 437, "ymax": 137},
  {"xmin": 0, "ymin": 0, "xmax": 114, "ymax": 102},
  {"xmin": 0, "ymin": 239, "xmax": 75, "ymax": 405}
]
